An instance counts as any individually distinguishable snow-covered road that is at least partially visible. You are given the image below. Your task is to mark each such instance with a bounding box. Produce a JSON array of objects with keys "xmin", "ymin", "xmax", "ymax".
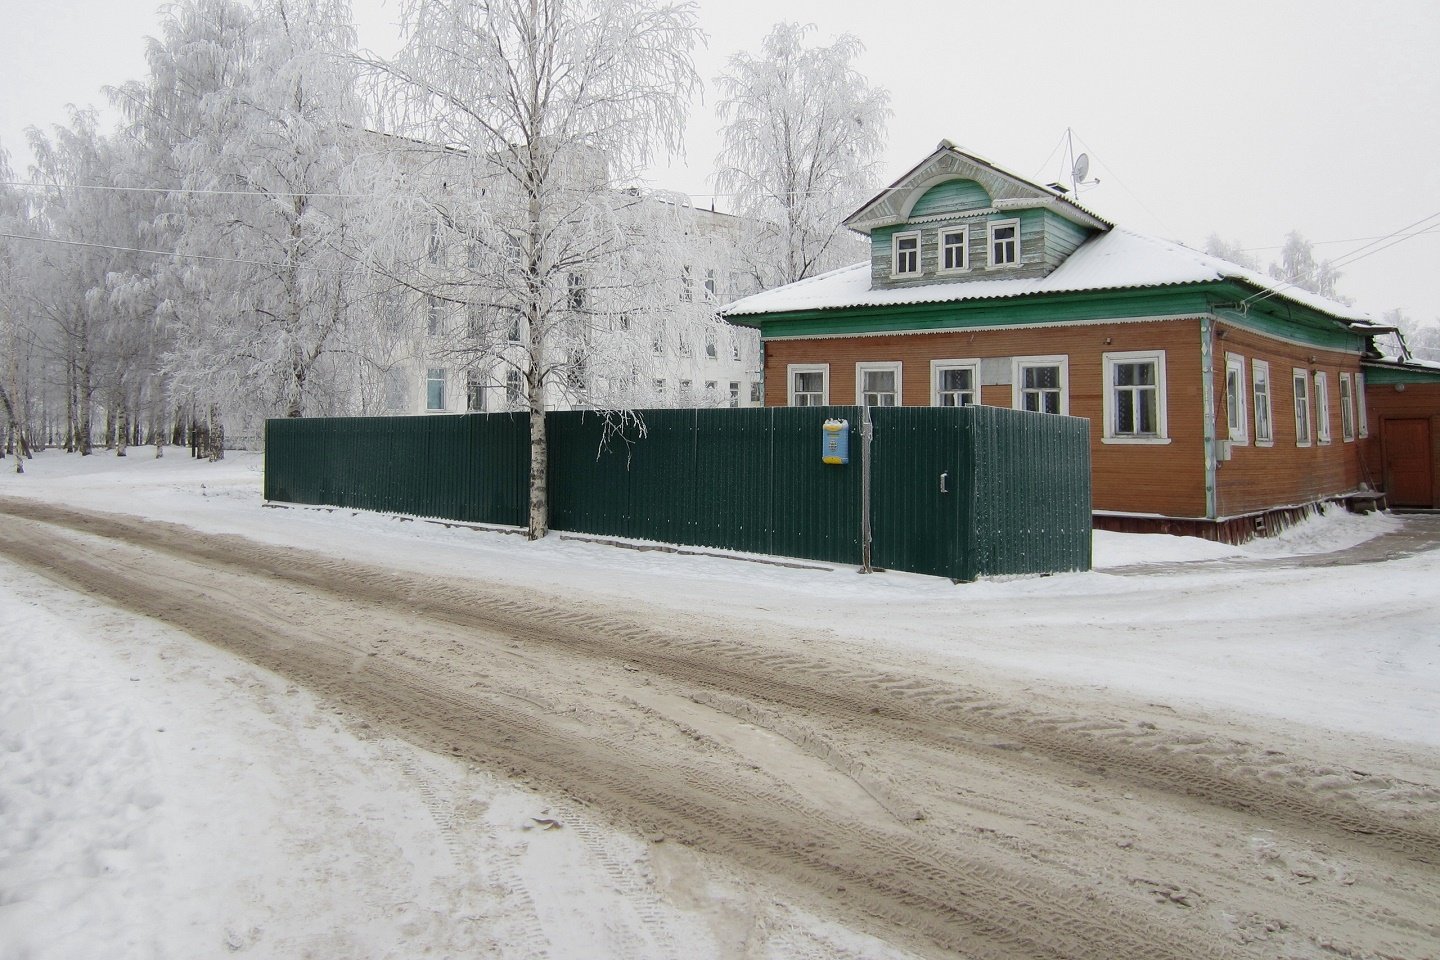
[{"xmin": 2, "ymin": 450, "xmax": 1437, "ymax": 959}]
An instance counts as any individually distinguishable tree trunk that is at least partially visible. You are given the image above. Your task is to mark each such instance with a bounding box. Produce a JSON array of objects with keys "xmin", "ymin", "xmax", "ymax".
[
  {"xmin": 527, "ymin": 374, "xmax": 547, "ymax": 540},
  {"xmin": 0, "ymin": 382, "xmax": 30, "ymax": 474},
  {"xmin": 116, "ymin": 400, "xmax": 128, "ymax": 457},
  {"xmin": 207, "ymin": 404, "xmax": 225, "ymax": 461}
]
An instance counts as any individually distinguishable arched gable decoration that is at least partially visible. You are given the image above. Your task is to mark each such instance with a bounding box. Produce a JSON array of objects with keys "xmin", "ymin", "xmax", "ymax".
[{"xmin": 905, "ymin": 178, "xmax": 993, "ymax": 220}]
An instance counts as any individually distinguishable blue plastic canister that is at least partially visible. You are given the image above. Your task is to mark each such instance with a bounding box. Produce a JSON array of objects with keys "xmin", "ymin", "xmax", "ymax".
[{"xmin": 822, "ymin": 419, "xmax": 850, "ymax": 465}]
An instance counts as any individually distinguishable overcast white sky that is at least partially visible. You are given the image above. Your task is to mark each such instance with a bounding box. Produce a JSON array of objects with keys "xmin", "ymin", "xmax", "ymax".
[{"xmin": 3, "ymin": 0, "xmax": 1437, "ymax": 323}]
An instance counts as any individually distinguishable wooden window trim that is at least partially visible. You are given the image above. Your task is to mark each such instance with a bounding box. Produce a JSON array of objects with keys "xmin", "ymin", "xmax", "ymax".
[
  {"xmin": 891, "ymin": 231, "xmax": 922, "ymax": 278},
  {"xmin": 987, "ymin": 218, "xmax": 1021, "ymax": 270},
  {"xmin": 788, "ymin": 363, "xmax": 829, "ymax": 407},
  {"xmin": 938, "ymin": 225, "xmax": 970, "ymax": 274},
  {"xmin": 1314, "ymin": 371, "xmax": 1332, "ymax": 444},
  {"xmin": 856, "ymin": 361, "xmax": 902, "ymax": 407},
  {"xmin": 1292, "ymin": 367, "xmax": 1312, "ymax": 447},
  {"xmin": 1101, "ymin": 350, "xmax": 1170, "ymax": 444},
  {"xmin": 931, "ymin": 358, "xmax": 981, "ymax": 407},
  {"xmin": 1225, "ymin": 353, "xmax": 1248, "ymax": 445},
  {"xmin": 1252, "ymin": 359, "xmax": 1274, "ymax": 447},
  {"xmin": 1011, "ymin": 355, "xmax": 1069, "ymax": 415}
]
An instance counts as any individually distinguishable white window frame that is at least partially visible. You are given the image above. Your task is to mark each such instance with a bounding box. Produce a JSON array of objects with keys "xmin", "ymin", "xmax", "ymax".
[
  {"xmin": 1101, "ymin": 350, "xmax": 1170, "ymax": 443},
  {"xmin": 1012, "ymin": 355, "xmax": 1069, "ymax": 415},
  {"xmin": 1225, "ymin": 353, "xmax": 1248, "ymax": 445},
  {"xmin": 425, "ymin": 368, "xmax": 446, "ymax": 411},
  {"xmin": 931, "ymin": 359, "xmax": 980, "ymax": 407},
  {"xmin": 1355, "ymin": 372, "xmax": 1368, "ymax": 437},
  {"xmin": 856, "ymin": 361, "xmax": 902, "ymax": 407},
  {"xmin": 987, "ymin": 218, "xmax": 1020, "ymax": 269},
  {"xmin": 788, "ymin": 363, "xmax": 829, "ymax": 407},
  {"xmin": 1339, "ymin": 373, "xmax": 1356, "ymax": 442},
  {"xmin": 891, "ymin": 231, "xmax": 921, "ymax": 278},
  {"xmin": 1314, "ymin": 371, "xmax": 1332, "ymax": 444},
  {"xmin": 1252, "ymin": 359, "xmax": 1274, "ymax": 446},
  {"xmin": 938, "ymin": 225, "xmax": 969, "ymax": 274},
  {"xmin": 1292, "ymin": 367, "xmax": 1312, "ymax": 447}
]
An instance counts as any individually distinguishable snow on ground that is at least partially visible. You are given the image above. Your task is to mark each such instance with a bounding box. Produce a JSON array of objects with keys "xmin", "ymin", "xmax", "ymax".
[{"xmin": 1, "ymin": 448, "xmax": 1437, "ymax": 958}]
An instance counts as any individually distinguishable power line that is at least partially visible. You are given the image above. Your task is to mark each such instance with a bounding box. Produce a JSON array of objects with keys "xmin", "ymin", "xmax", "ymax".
[{"xmin": 0, "ymin": 230, "xmax": 349, "ymax": 273}]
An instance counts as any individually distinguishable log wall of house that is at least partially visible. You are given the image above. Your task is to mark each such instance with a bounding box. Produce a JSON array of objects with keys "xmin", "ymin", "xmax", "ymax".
[
  {"xmin": 763, "ymin": 316, "xmax": 1372, "ymax": 523},
  {"xmin": 762, "ymin": 318, "xmax": 1210, "ymax": 518},
  {"xmin": 1210, "ymin": 324, "xmax": 1366, "ymax": 519}
]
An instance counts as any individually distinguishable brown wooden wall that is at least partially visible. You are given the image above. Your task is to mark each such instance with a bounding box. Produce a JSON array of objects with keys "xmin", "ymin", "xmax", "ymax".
[
  {"xmin": 763, "ymin": 317, "xmax": 1370, "ymax": 521},
  {"xmin": 1361, "ymin": 381, "xmax": 1440, "ymax": 508},
  {"xmin": 763, "ymin": 319, "xmax": 1210, "ymax": 517},
  {"xmin": 1209, "ymin": 324, "xmax": 1365, "ymax": 518}
]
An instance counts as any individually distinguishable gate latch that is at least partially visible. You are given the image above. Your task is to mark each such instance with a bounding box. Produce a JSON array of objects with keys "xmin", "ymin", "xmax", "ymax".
[{"xmin": 939, "ymin": 471, "xmax": 949, "ymax": 494}]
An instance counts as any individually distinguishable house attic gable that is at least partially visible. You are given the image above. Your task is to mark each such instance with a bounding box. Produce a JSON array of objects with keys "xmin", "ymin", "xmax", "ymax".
[
  {"xmin": 848, "ymin": 141, "xmax": 1112, "ymax": 290},
  {"xmin": 842, "ymin": 141, "xmax": 1111, "ymax": 235}
]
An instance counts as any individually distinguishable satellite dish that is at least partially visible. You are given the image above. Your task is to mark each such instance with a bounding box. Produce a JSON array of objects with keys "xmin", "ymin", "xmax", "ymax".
[{"xmin": 1072, "ymin": 153, "xmax": 1090, "ymax": 183}]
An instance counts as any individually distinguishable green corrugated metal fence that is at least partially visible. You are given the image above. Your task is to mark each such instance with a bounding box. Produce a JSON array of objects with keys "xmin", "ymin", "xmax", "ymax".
[{"xmin": 264, "ymin": 405, "xmax": 1090, "ymax": 580}]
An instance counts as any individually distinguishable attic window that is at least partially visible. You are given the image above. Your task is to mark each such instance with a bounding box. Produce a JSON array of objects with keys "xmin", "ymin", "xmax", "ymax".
[
  {"xmin": 988, "ymin": 219, "xmax": 1019, "ymax": 268},
  {"xmin": 892, "ymin": 231, "xmax": 921, "ymax": 277},
  {"xmin": 939, "ymin": 227, "xmax": 969, "ymax": 273}
]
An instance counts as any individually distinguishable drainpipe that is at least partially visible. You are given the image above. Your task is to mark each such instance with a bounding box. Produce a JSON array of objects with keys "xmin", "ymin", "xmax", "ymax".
[{"xmin": 1201, "ymin": 315, "xmax": 1217, "ymax": 520}]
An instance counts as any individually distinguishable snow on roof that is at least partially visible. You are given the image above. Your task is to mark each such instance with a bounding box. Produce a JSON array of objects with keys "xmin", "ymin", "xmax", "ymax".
[{"xmin": 721, "ymin": 227, "xmax": 1374, "ymax": 325}]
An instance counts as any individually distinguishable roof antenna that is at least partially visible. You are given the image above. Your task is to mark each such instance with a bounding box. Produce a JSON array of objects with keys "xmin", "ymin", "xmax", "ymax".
[{"xmin": 1062, "ymin": 127, "xmax": 1101, "ymax": 197}]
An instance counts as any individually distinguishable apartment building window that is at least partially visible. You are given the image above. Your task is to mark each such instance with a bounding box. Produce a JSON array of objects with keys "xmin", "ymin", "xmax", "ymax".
[
  {"xmin": 427, "ymin": 296, "xmax": 442, "ymax": 337},
  {"xmin": 466, "ymin": 370, "xmax": 486, "ymax": 412},
  {"xmin": 931, "ymin": 360, "xmax": 978, "ymax": 407},
  {"xmin": 857, "ymin": 362, "xmax": 901, "ymax": 407},
  {"xmin": 426, "ymin": 368, "xmax": 446, "ymax": 411},
  {"xmin": 729, "ymin": 381, "xmax": 740, "ymax": 407},
  {"xmin": 788, "ymin": 365, "xmax": 828, "ymax": 406},
  {"xmin": 1013, "ymin": 356, "xmax": 1068, "ymax": 415},
  {"xmin": 705, "ymin": 331, "xmax": 718, "ymax": 359},
  {"xmin": 506, "ymin": 370, "xmax": 524, "ymax": 409}
]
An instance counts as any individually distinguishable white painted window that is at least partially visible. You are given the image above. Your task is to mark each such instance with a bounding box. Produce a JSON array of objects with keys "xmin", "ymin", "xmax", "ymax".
[
  {"xmin": 788, "ymin": 364, "xmax": 828, "ymax": 407},
  {"xmin": 466, "ymin": 370, "xmax": 486, "ymax": 412},
  {"xmin": 1339, "ymin": 373, "xmax": 1356, "ymax": 441},
  {"xmin": 931, "ymin": 359, "xmax": 979, "ymax": 407},
  {"xmin": 891, "ymin": 231, "xmax": 921, "ymax": 277},
  {"xmin": 1225, "ymin": 353, "xmax": 1248, "ymax": 444},
  {"xmin": 1314, "ymin": 372, "xmax": 1332, "ymax": 444},
  {"xmin": 857, "ymin": 362, "xmax": 902, "ymax": 407},
  {"xmin": 1293, "ymin": 368, "xmax": 1312, "ymax": 447},
  {"xmin": 1356, "ymin": 372, "xmax": 1369, "ymax": 437},
  {"xmin": 1012, "ymin": 356, "xmax": 1069, "ymax": 415},
  {"xmin": 988, "ymin": 219, "xmax": 1020, "ymax": 268},
  {"xmin": 1252, "ymin": 360, "xmax": 1274, "ymax": 446},
  {"xmin": 1102, "ymin": 351, "xmax": 1169, "ymax": 442},
  {"xmin": 425, "ymin": 368, "xmax": 446, "ymax": 411},
  {"xmin": 939, "ymin": 226, "xmax": 969, "ymax": 273}
]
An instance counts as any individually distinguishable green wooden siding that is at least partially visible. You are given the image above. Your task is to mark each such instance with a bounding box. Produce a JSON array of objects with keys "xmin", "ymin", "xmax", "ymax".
[
  {"xmin": 1363, "ymin": 363, "xmax": 1440, "ymax": 384},
  {"xmin": 908, "ymin": 178, "xmax": 992, "ymax": 218},
  {"xmin": 265, "ymin": 406, "xmax": 1092, "ymax": 581}
]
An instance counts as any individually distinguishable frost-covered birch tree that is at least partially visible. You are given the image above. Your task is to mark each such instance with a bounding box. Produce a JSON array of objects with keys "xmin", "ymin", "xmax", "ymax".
[
  {"xmin": 118, "ymin": 0, "xmax": 370, "ymax": 453},
  {"xmin": 360, "ymin": 0, "xmax": 702, "ymax": 539},
  {"xmin": 714, "ymin": 22, "xmax": 890, "ymax": 290}
]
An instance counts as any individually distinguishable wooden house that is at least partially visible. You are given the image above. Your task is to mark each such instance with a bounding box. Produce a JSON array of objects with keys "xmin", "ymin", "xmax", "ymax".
[{"xmin": 720, "ymin": 141, "xmax": 1440, "ymax": 539}]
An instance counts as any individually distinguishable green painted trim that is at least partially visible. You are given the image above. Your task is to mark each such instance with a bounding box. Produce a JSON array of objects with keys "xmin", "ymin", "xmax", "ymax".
[
  {"xmin": 735, "ymin": 279, "xmax": 1368, "ymax": 353},
  {"xmin": 1200, "ymin": 317, "xmax": 1217, "ymax": 520},
  {"xmin": 1363, "ymin": 363, "xmax": 1440, "ymax": 384}
]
